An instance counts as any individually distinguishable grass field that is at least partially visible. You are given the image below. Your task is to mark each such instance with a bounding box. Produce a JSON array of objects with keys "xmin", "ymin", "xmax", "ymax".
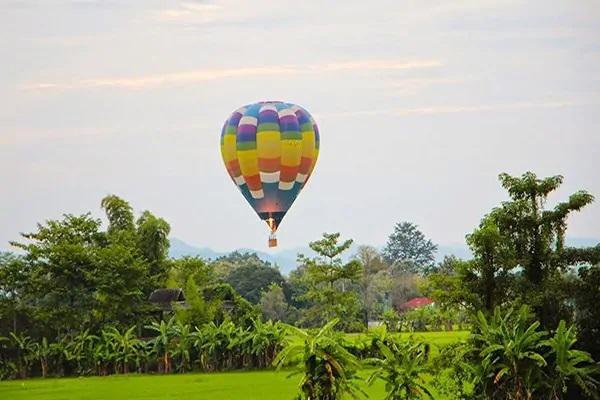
[
  {"xmin": 0, "ymin": 331, "xmax": 469, "ymax": 400},
  {"xmin": 0, "ymin": 371, "xmax": 387, "ymax": 400}
]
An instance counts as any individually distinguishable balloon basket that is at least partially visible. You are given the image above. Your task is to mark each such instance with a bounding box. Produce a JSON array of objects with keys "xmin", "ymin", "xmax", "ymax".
[{"xmin": 268, "ymin": 232, "xmax": 278, "ymax": 248}]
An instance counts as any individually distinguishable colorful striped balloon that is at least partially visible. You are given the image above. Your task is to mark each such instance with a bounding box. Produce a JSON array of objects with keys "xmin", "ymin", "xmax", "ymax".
[{"xmin": 220, "ymin": 101, "xmax": 320, "ymax": 247}]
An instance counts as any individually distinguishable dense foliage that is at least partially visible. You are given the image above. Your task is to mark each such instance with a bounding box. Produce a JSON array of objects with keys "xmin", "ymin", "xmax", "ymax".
[{"xmin": 1, "ymin": 171, "xmax": 600, "ymax": 399}]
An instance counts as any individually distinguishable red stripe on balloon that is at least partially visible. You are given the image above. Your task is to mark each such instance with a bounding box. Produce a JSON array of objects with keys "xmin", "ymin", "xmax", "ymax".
[
  {"xmin": 258, "ymin": 157, "xmax": 280, "ymax": 173},
  {"xmin": 227, "ymin": 159, "xmax": 242, "ymax": 177},
  {"xmin": 245, "ymin": 174, "xmax": 262, "ymax": 191},
  {"xmin": 298, "ymin": 157, "xmax": 312, "ymax": 174},
  {"xmin": 280, "ymin": 165, "xmax": 298, "ymax": 182}
]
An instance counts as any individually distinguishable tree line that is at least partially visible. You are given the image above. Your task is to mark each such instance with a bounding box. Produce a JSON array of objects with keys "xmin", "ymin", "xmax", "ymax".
[{"xmin": 1, "ymin": 171, "xmax": 600, "ymax": 398}]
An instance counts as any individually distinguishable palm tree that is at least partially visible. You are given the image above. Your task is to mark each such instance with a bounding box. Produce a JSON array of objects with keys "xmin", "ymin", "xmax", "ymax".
[
  {"xmin": 274, "ymin": 319, "xmax": 364, "ymax": 400},
  {"xmin": 544, "ymin": 320, "xmax": 600, "ymax": 399},
  {"xmin": 146, "ymin": 317, "xmax": 176, "ymax": 373},
  {"xmin": 365, "ymin": 339, "xmax": 433, "ymax": 400}
]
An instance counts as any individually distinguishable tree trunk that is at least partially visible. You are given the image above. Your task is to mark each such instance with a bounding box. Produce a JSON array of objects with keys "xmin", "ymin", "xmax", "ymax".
[{"xmin": 41, "ymin": 360, "xmax": 48, "ymax": 378}]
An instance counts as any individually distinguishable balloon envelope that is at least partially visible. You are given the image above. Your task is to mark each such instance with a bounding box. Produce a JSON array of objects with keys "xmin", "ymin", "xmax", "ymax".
[{"xmin": 220, "ymin": 101, "xmax": 320, "ymax": 238}]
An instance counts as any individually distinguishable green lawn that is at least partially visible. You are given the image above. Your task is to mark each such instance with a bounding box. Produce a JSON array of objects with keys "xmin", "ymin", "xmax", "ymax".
[
  {"xmin": 0, "ymin": 331, "xmax": 469, "ymax": 400},
  {"xmin": 0, "ymin": 371, "xmax": 388, "ymax": 400},
  {"xmin": 348, "ymin": 330, "xmax": 469, "ymax": 355}
]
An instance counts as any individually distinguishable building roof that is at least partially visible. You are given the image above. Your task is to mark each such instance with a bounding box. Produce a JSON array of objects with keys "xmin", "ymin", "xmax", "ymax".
[
  {"xmin": 400, "ymin": 297, "xmax": 433, "ymax": 310},
  {"xmin": 149, "ymin": 288, "xmax": 186, "ymax": 311}
]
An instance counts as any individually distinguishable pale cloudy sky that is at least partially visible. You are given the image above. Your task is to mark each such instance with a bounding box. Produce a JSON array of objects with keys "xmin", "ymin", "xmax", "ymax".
[{"xmin": 2, "ymin": 0, "xmax": 600, "ymax": 252}]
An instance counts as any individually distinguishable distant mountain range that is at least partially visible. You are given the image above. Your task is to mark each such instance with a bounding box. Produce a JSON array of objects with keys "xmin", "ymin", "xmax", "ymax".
[{"xmin": 169, "ymin": 237, "xmax": 600, "ymax": 276}]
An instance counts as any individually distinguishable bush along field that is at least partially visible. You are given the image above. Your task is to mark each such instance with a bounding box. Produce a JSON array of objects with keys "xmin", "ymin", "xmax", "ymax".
[
  {"xmin": 2, "ymin": 172, "xmax": 600, "ymax": 399},
  {"xmin": 1, "ymin": 311, "xmax": 599, "ymax": 400}
]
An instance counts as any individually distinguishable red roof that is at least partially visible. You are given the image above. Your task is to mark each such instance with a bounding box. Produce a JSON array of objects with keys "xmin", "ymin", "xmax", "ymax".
[{"xmin": 400, "ymin": 297, "xmax": 433, "ymax": 310}]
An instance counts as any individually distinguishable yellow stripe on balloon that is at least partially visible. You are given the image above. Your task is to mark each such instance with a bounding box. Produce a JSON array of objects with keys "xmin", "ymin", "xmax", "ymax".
[
  {"xmin": 221, "ymin": 134, "xmax": 237, "ymax": 163},
  {"xmin": 256, "ymin": 131, "xmax": 281, "ymax": 159},
  {"xmin": 280, "ymin": 139, "xmax": 302, "ymax": 166},
  {"xmin": 309, "ymin": 149, "xmax": 319, "ymax": 175},
  {"xmin": 238, "ymin": 149, "xmax": 260, "ymax": 176},
  {"xmin": 301, "ymin": 131, "xmax": 315, "ymax": 158}
]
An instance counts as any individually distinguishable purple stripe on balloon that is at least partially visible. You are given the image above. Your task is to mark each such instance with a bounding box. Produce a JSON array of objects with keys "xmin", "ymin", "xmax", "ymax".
[
  {"xmin": 220, "ymin": 120, "xmax": 228, "ymax": 138},
  {"xmin": 279, "ymin": 115, "xmax": 299, "ymax": 131},
  {"xmin": 294, "ymin": 109, "xmax": 310, "ymax": 125},
  {"xmin": 237, "ymin": 124, "xmax": 257, "ymax": 142},
  {"xmin": 258, "ymin": 110, "xmax": 279, "ymax": 123},
  {"xmin": 228, "ymin": 112, "xmax": 243, "ymax": 127}
]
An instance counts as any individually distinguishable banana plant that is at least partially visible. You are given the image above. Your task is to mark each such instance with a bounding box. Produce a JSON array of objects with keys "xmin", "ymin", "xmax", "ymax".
[
  {"xmin": 544, "ymin": 320, "xmax": 600, "ymax": 399},
  {"xmin": 274, "ymin": 319, "xmax": 365, "ymax": 400},
  {"xmin": 171, "ymin": 321, "xmax": 193, "ymax": 372},
  {"xmin": 92, "ymin": 329, "xmax": 114, "ymax": 376},
  {"xmin": 191, "ymin": 326, "xmax": 208, "ymax": 370},
  {"xmin": 146, "ymin": 317, "xmax": 176, "ymax": 373},
  {"xmin": 248, "ymin": 319, "xmax": 285, "ymax": 368},
  {"xmin": 64, "ymin": 329, "xmax": 98, "ymax": 376},
  {"xmin": 365, "ymin": 338, "xmax": 433, "ymax": 400},
  {"xmin": 9, "ymin": 332, "xmax": 35, "ymax": 379},
  {"xmin": 104, "ymin": 326, "xmax": 141, "ymax": 374},
  {"xmin": 471, "ymin": 306, "xmax": 548, "ymax": 399},
  {"xmin": 198, "ymin": 321, "xmax": 223, "ymax": 371},
  {"xmin": 0, "ymin": 335, "xmax": 17, "ymax": 380},
  {"xmin": 31, "ymin": 337, "xmax": 53, "ymax": 378}
]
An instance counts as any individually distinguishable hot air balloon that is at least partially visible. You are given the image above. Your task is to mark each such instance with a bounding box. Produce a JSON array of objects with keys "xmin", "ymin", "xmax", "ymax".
[{"xmin": 220, "ymin": 101, "xmax": 320, "ymax": 247}]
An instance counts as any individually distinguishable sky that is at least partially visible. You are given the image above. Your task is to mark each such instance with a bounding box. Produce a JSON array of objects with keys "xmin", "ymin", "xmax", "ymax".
[{"xmin": 2, "ymin": 0, "xmax": 600, "ymax": 252}]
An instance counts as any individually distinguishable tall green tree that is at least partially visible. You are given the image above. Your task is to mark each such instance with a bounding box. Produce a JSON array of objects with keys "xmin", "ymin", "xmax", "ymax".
[
  {"xmin": 573, "ymin": 262, "xmax": 600, "ymax": 361},
  {"xmin": 490, "ymin": 172, "xmax": 594, "ymax": 327},
  {"xmin": 175, "ymin": 276, "xmax": 213, "ymax": 327},
  {"xmin": 101, "ymin": 195, "xmax": 135, "ymax": 235},
  {"xmin": 259, "ymin": 283, "xmax": 290, "ymax": 322},
  {"xmin": 463, "ymin": 217, "xmax": 515, "ymax": 313},
  {"xmin": 226, "ymin": 263, "xmax": 285, "ymax": 304},
  {"xmin": 5, "ymin": 196, "xmax": 172, "ymax": 336},
  {"xmin": 354, "ymin": 246, "xmax": 391, "ymax": 325},
  {"xmin": 136, "ymin": 210, "xmax": 171, "ymax": 285},
  {"xmin": 383, "ymin": 222, "xmax": 437, "ymax": 274},
  {"xmin": 0, "ymin": 252, "xmax": 25, "ymax": 334},
  {"xmin": 168, "ymin": 256, "xmax": 214, "ymax": 288},
  {"xmin": 212, "ymin": 251, "xmax": 269, "ymax": 280},
  {"xmin": 299, "ymin": 233, "xmax": 363, "ymax": 329},
  {"xmin": 10, "ymin": 214, "xmax": 103, "ymax": 334}
]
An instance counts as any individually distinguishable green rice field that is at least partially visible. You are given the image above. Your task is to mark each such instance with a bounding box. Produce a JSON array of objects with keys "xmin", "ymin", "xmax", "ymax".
[{"xmin": 0, "ymin": 331, "xmax": 469, "ymax": 400}]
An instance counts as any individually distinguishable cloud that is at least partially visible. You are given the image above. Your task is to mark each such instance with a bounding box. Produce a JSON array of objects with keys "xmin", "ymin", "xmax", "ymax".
[
  {"xmin": 153, "ymin": 3, "xmax": 223, "ymax": 23},
  {"xmin": 393, "ymin": 100, "xmax": 579, "ymax": 115},
  {"xmin": 0, "ymin": 127, "xmax": 109, "ymax": 146},
  {"xmin": 22, "ymin": 59, "xmax": 442, "ymax": 91},
  {"xmin": 318, "ymin": 100, "xmax": 585, "ymax": 118}
]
